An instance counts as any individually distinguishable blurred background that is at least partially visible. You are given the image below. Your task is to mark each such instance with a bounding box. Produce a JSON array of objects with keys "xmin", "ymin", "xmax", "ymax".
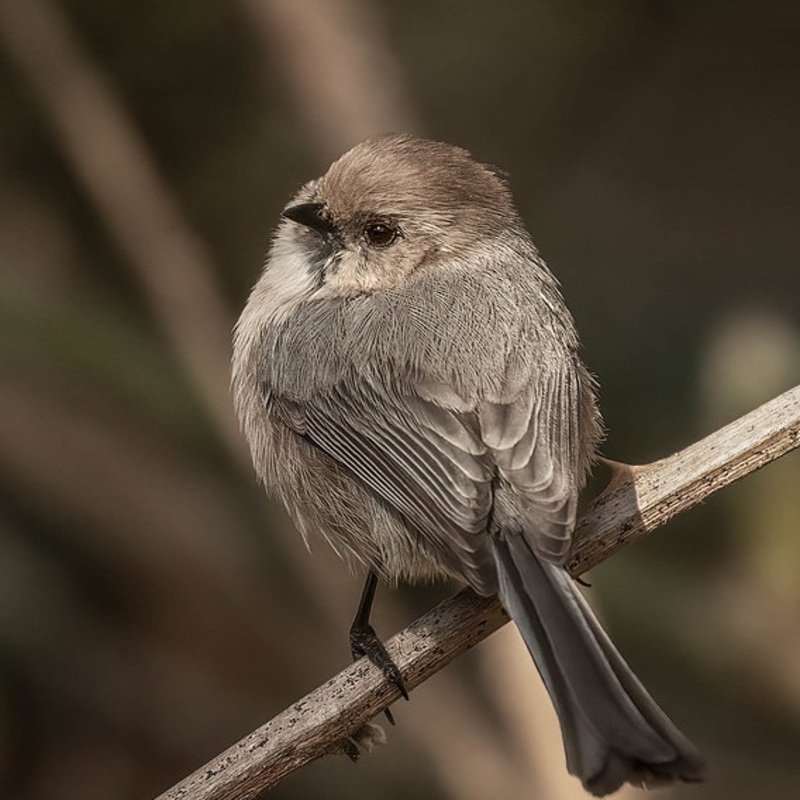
[{"xmin": 1, "ymin": 1, "xmax": 799, "ymax": 798}]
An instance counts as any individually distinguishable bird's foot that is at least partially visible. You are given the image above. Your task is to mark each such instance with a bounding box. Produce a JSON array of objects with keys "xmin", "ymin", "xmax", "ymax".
[
  {"xmin": 339, "ymin": 722, "xmax": 388, "ymax": 762},
  {"xmin": 350, "ymin": 621, "xmax": 409, "ymax": 725}
]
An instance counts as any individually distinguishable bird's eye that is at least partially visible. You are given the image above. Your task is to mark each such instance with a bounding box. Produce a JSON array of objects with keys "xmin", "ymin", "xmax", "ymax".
[{"xmin": 363, "ymin": 221, "xmax": 399, "ymax": 248}]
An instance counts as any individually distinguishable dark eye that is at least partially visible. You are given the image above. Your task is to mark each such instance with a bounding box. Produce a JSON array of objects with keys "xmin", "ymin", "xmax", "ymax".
[{"xmin": 363, "ymin": 221, "xmax": 399, "ymax": 247}]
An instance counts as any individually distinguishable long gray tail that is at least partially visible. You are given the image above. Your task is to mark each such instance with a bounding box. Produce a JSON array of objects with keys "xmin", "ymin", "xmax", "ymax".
[{"xmin": 492, "ymin": 535, "xmax": 705, "ymax": 796}]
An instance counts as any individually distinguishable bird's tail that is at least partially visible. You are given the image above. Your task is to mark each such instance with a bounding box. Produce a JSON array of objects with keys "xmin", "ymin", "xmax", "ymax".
[{"xmin": 492, "ymin": 535, "xmax": 705, "ymax": 796}]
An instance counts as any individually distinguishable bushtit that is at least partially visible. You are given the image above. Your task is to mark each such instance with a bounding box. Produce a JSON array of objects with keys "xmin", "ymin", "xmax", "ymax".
[{"xmin": 232, "ymin": 134, "xmax": 705, "ymax": 795}]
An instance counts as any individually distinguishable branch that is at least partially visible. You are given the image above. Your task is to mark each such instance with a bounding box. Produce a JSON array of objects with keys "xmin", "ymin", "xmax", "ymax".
[{"xmin": 155, "ymin": 385, "xmax": 800, "ymax": 800}]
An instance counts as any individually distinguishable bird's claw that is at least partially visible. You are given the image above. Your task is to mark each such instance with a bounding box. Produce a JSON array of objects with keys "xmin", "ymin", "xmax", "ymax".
[{"xmin": 350, "ymin": 621, "xmax": 409, "ymax": 725}]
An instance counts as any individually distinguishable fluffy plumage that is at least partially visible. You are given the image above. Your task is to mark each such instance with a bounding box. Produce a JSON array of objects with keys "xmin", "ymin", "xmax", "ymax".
[{"xmin": 232, "ymin": 134, "xmax": 704, "ymax": 795}]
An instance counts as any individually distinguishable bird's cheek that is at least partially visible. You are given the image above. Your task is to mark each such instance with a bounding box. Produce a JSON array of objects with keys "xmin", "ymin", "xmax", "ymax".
[{"xmin": 319, "ymin": 250, "xmax": 386, "ymax": 297}]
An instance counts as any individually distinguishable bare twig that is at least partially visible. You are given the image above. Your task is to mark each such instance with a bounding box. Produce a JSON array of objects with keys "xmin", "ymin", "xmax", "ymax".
[{"xmin": 155, "ymin": 385, "xmax": 800, "ymax": 800}]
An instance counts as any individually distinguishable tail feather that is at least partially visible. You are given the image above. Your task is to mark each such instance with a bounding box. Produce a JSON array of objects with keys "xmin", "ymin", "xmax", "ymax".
[{"xmin": 492, "ymin": 535, "xmax": 705, "ymax": 796}]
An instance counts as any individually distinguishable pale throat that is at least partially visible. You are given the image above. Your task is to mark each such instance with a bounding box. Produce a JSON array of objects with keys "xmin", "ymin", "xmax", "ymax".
[{"xmin": 250, "ymin": 242, "xmax": 318, "ymax": 326}]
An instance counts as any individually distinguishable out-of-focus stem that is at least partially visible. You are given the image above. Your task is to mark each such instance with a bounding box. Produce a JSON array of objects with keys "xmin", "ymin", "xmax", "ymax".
[
  {"xmin": 239, "ymin": 0, "xmax": 419, "ymax": 160},
  {"xmin": 0, "ymin": 0, "xmax": 242, "ymax": 453}
]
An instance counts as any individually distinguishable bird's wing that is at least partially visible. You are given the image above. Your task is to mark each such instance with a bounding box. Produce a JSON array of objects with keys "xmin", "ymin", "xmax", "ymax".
[
  {"xmin": 273, "ymin": 374, "xmax": 496, "ymax": 591},
  {"xmin": 273, "ymin": 360, "xmax": 582, "ymax": 589},
  {"xmin": 481, "ymin": 361, "xmax": 582, "ymax": 562}
]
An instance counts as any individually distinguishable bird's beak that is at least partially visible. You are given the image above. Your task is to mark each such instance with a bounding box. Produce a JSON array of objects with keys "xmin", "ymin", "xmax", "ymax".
[{"xmin": 281, "ymin": 202, "xmax": 337, "ymax": 237}]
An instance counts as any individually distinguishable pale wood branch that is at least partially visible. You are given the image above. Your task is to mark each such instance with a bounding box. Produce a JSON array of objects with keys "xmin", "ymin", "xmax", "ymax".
[{"xmin": 156, "ymin": 385, "xmax": 800, "ymax": 800}]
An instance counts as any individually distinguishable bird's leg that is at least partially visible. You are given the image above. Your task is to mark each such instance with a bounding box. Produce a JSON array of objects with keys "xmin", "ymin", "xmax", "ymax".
[{"xmin": 349, "ymin": 570, "xmax": 409, "ymax": 726}]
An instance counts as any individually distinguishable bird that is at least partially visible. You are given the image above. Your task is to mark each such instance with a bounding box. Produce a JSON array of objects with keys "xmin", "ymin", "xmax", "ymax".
[{"xmin": 232, "ymin": 134, "xmax": 705, "ymax": 795}]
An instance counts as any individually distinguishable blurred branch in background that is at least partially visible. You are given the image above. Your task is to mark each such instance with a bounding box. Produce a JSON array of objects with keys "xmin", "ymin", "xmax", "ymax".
[
  {"xmin": 238, "ymin": 0, "xmax": 420, "ymax": 161},
  {"xmin": 698, "ymin": 309, "xmax": 800, "ymax": 712},
  {"xmin": 0, "ymin": 0, "xmax": 241, "ymax": 453},
  {"xmin": 155, "ymin": 384, "xmax": 800, "ymax": 800}
]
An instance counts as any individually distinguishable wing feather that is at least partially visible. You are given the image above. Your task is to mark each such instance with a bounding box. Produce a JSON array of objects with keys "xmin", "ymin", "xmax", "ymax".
[
  {"xmin": 487, "ymin": 363, "xmax": 581, "ymax": 562},
  {"xmin": 275, "ymin": 359, "xmax": 583, "ymax": 579},
  {"xmin": 274, "ymin": 377, "xmax": 496, "ymax": 586}
]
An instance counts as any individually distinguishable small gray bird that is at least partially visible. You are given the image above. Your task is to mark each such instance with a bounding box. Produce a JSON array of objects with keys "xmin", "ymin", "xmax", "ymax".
[{"xmin": 232, "ymin": 134, "xmax": 705, "ymax": 795}]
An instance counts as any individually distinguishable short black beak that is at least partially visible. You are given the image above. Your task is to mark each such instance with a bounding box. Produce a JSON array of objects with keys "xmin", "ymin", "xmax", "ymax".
[{"xmin": 281, "ymin": 202, "xmax": 337, "ymax": 237}]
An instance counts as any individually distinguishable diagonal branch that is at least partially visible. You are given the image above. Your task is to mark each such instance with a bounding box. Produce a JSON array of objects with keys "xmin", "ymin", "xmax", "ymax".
[{"xmin": 155, "ymin": 385, "xmax": 800, "ymax": 800}]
